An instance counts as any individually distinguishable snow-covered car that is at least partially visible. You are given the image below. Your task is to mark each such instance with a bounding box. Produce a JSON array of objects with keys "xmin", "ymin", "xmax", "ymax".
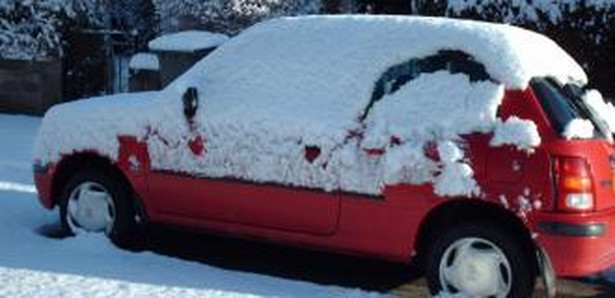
[{"xmin": 33, "ymin": 15, "xmax": 615, "ymax": 297}]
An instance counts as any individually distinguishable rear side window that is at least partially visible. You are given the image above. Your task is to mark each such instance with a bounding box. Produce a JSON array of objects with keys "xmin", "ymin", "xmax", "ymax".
[
  {"xmin": 530, "ymin": 78, "xmax": 578, "ymax": 134},
  {"xmin": 531, "ymin": 78, "xmax": 604, "ymax": 138}
]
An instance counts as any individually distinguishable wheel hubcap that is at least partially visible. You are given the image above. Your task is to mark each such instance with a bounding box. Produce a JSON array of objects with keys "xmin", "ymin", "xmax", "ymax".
[
  {"xmin": 66, "ymin": 182, "xmax": 115, "ymax": 234},
  {"xmin": 439, "ymin": 237, "xmax": 512, "ymax": 297}
]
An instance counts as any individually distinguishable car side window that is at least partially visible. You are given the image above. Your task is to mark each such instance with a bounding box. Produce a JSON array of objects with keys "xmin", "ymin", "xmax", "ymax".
[
  {"xmin": 531, "ymin": 77, "xmax": 603, "ymax": 138},
  {"xmin": 362, "ymin": 50, "xmax": 493, "ymax": 120}
]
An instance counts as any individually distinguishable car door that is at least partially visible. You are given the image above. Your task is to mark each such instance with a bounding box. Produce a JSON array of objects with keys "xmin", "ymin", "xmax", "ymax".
[{"xmin": 146, "ymin": 87, "xmax": 341, "ymax": 236}]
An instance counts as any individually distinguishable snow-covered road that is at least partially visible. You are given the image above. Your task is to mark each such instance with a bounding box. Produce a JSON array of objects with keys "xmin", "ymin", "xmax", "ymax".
[{"xmin": 0, "ymin": 114, "xmax": 382, "ymax": 298}]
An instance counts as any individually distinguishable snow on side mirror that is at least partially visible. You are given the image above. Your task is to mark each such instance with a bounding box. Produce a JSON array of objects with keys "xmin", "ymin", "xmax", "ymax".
[{"xmin": 183, "ymin": 87, "xmax": 199, "ymax": 120}]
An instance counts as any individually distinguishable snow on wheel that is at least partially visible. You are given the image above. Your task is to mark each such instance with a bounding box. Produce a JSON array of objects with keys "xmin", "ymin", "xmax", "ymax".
[
  {"xmin": 426, "ymin": 223, "xmax": 535, "ymax": 298},
  {"xmin": 439, "ymin": 238, "xmax": 511, "ymax": 297},
  {"xmin": 60, "ymin": 168, "xmax": 137, "ymax": 248},
  {"xmin": 65, "ymin": 181, "xmax": 116, "ymax": 234}
]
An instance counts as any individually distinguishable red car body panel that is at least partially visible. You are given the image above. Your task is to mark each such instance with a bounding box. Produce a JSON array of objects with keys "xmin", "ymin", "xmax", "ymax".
[
  {"xmin": 34, "ymin": 164, "xmax": 55, "ymax": 209},
  {"xmin": 147, "ymin": 173, "xmax": 341, "ymax": 236},
  {"xmin": 33, "ymin": 88, "xmax": 615, "ymax": 277},
  {"xmin": 530, "ymin": 208, "xmax": 615, "ymax": 276}
]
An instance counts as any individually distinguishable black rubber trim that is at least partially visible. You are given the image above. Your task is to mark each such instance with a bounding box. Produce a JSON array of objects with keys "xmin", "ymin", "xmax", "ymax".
[
  {"xmin": 537, "ymin": 221, "xmax": 605, "ymax": 236},
  {"xmin": 150, "ymin": 169, "xmax": 385, "ymax": 201}
]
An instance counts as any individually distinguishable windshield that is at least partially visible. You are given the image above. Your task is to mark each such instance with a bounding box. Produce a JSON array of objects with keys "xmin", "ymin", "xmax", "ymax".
[{"xmin": 531, "ymin": 77, "xmax": 611, "ymax": 141}]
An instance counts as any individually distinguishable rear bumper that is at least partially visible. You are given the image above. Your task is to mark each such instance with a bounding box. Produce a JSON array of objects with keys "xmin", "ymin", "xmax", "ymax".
[
  {"xmin": 33, "ymin": 162, "xmax": 55, "ymax": 209},
  {"xmin": 534, "ymin": 208, "xmax": 615, "ymax": 277}
]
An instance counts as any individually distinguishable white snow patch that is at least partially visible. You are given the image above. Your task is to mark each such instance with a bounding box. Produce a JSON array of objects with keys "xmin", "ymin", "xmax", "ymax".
[
  {"xmin": 562, "ymin": 119, "xmax": 595, "ymax": 140},
  {"xmin": 499, "ymin": 195, "xmax": 509, "ymax": 209},
  {"xmin": 0, "ymin": 267, "xmax": 264, "ymax": 298},
  {"xmin": 491, "ymin": 116, "xmax": 541, "ymax": 150},
  {"xmin": 148, "ymin": 30, "xmax": 229, "ymax": 53},
  {"xmin": 516, "ymin": 195, "xmax": 533, "ymax": 219},
  {"xmin": 0, "ymin": 181, "xmax": 36, "ymax": 193},
  {"xmin": 433, "ymin": 141, "xmax": 479, "ymax": 197},
  {"xmin": 33, "ymin": 91, "xmax": 187, "ymax": 164},
  {"xmin": 583, "ymin": 89, "xmax": 615, "ymax": 134},
  {"xmin": 129, "ymin": 53, "xmax": 160, "ymax": 71},
  {"xmin": 383, "ymin": 141, "xmax": 437, "ymax": 189}
]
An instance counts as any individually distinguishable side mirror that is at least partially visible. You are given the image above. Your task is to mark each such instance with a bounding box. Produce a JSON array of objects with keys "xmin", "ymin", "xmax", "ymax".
[{"xmin": 182, "ymin": 87, "xmax": 199, "ymax": 119}]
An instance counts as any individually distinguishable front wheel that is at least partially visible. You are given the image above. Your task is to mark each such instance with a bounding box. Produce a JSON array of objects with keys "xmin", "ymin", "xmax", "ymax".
[
  {"xmin": 59, "ymin": 168, "xmax": 137, "ymax": 248},
  {"xmin": 425, "ymin": 223, "xmax": 535, "ymax": 298}
]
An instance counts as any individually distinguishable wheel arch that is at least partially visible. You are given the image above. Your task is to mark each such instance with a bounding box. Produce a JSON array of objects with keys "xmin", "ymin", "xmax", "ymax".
[
  {"xmin": 51, "ymin": 153, "xmax": 135, "ymax": 209},
  {"xmin": 414, "ymin": 199, "xmax": 539, "ymax": 275}
]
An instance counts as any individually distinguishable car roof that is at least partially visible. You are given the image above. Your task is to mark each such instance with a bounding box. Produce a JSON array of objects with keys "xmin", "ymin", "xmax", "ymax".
[{"xmin": 164, "ymin": 15, "xmax": 584, "ymax": 145}]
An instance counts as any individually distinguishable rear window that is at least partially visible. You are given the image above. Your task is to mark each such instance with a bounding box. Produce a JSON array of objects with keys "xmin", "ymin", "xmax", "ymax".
[{"xmin": 531, "ymin": 78, "xmax": 605, "ymax": 139}]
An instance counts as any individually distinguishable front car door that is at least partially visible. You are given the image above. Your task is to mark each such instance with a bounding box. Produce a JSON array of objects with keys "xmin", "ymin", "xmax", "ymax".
[{"xmin": 146, "ymin": 88, "xmax": 343, "ymax": 236}]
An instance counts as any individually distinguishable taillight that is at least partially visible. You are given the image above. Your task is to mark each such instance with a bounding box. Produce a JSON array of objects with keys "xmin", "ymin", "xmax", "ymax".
[{"xmin": 553, "ymin": 156, "xmax": 595, "ymax": 212}]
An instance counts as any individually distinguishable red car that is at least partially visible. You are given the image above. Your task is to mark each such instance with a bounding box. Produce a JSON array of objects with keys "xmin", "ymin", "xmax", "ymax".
[{"xmin": 33, "ymin": 16, "xmax": 615, "ymax": 297}]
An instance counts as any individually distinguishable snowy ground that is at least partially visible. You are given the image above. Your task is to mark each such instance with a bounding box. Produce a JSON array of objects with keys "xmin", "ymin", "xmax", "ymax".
[{"xmin": 0, "ymin": 114, "xmax": 383, "ymax": 298}]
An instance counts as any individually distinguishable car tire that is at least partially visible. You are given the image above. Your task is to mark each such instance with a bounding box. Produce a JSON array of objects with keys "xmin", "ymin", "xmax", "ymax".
[
  {"xmin": 59, "ymin": 168, "xmax": 137, "ymax": 248},
  {"xmin": 425, "ymin": 222, "xmax": 535, "ymax": 298}
]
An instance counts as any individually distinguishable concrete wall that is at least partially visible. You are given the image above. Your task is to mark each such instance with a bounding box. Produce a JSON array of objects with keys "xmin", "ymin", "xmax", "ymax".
[{"xmin": 0, "ymin": 59, "xmax": 62, "ymax": 115}]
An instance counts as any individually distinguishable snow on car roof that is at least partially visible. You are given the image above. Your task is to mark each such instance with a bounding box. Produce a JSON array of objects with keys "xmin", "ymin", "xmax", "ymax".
[
  {"xmin": 177, "ymin": 15, "xmax": 585, "ymax": 87},
  {"xmin": 169, "ymin": 15, "xmax": 582, "ymax": 140},
  {"xmin": 148, "ymin": 30, "xmax": 230, "ymax": 53}
]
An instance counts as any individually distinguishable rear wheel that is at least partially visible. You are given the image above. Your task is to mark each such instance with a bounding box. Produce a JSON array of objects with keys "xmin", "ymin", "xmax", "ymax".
[
  {"xmin": 425, "ymin": 222, "xmax": 535, "ymax": 297},
  {"xmin": 59, "ymin": 168, "xmax": 137, "ymax": 248}
]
